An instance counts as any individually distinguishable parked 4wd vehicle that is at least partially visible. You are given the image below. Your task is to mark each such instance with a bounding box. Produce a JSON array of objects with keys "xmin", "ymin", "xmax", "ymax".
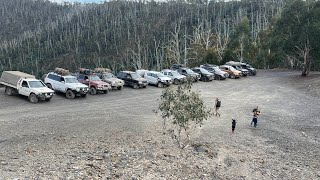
[
  {"xmin": 225, "ymin": 61, "xmax": 248, "ymax": 76},
  {"xmin": 171, "ymin": 64, "xmax": 185, "ymax": 70},
  {"xmin": 116, "ymin": 71, "xmax": 148, "ymax": 89},
  {"xmin": 144, "ymin": 71, "xmax": 172, "ymax": 88},
  {"xmin": 191, "ymin": 67, "xmax": 214, "ymax": 81},
  {"xmin": 241, "ymin": 62, "xmax": 257, "ymax": 75},
  {"xmin": 96, "ymin": 72, "xmax": 124, "ymax": 90},
  {"xmin": 200, "ymin": 64, "xmax": 228, "ymax": 80},
  {"xmin": 176, "ymin": 68, "xmax": 200, "ymax": 82},
  {"xmin": 161, "ymin": 69, "xmax": 186, "ymax": 85},
  {"xmin": 93, "ymin": 68, "xmax": 124, "ymax": 90},
  {"xmin": 219, "ymin": 65, "xmax": 242, "ymax": 79},
  {"xmin": 0, "ymin": 71, "xmax": 54, "ymax": 103},
  {"xmin": 44, "ymin": 68, "xmax": 89, "ymax": 99},
  {"xmin": 76, "ymin": 73, "xmax": 111, "ymax": 95}
]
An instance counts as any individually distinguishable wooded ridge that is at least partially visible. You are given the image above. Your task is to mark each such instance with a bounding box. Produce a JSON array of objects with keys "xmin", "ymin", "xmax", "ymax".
[{"xmin": 0, "ymin": 0, "xmax": 319, "ymax": 77}]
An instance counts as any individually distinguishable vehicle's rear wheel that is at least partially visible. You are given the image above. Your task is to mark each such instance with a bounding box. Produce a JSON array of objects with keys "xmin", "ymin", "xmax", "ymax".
[
  {"xmin": 174, "ymin": 79, "xmax": 179, "ymax": 85},
  {"xmin": 29, "ymin": 94, "xmax": 39, "ymax": 103},
  {"xmin": 117, "ymin": 86, "xmax": 122, "ymax": 90},
  {"xmin": 46, "ymin": 83, "xmax": 53, "ymax": 89},
  {"xmin": 5, "ymin": 86, "xmax": 14, "ymax": 96},
  {"xmin": 90, "ymin": 87, "xmax": 97, "ymax": 95},
  {"xmin": 133, "ymin": 84, "xmax": 139, "ymax": 89},
  {"xmin": 157, "ymin": 82, "xmax": 163, "ymax": 88},
  {"xmin": 66, "ymin": 90, "xmax": 75, "ymax": 99}
]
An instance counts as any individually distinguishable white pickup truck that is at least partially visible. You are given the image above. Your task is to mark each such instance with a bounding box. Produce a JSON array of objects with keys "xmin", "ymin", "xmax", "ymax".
[{"xmin": 0, "ymin": 71, "xmax": 54, "ymax": 103}]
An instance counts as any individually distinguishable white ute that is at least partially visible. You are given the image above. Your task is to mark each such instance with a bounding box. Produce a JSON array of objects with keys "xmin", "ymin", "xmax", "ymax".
[{"xmin": 0, "ymin": 71, "xmax": 54, "ymax": 103}]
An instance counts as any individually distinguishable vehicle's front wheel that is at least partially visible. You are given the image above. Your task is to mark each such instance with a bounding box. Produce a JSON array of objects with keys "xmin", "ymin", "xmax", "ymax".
[
  {"xmin": 5, "ymin": 86, "xmax": 14, "ymax": 96},
  {"xmin": 230, "ymin": 74, "xmax": 235, "ymax": 79},
  {"xmin": 133, "ymin": 84, "xmax": 139, "ymax": 89},
  {"xmin": 66, "ymin": 90, "xmax": 75, "ymax": 99},
  {"xmin": 45, "ymin": 97, "xmax": 52, "ymax": 102},
  {"xmin": 174, "ymin": 79, "xmax": 179, "ymax": 85},
  {"xmin": 103, "ymin": 90, "xmax": 109, "ymax": 94},
  {"xmin": 29, "ymin": 94, "xmax": 39, "ymax": 103},
  {"xmin": 46, "ymin": 83, "xmax": 53, "ymax": 89},
  {"xmin": 157, "ymin": 82, "xmax": 163, "ymax": 88},
  {"xmin": 90, "ymin": 87, "xmax": 97, "ymax": 95}
]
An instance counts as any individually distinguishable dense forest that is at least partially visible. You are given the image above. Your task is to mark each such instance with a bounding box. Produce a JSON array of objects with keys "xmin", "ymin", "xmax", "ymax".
[{"xmin": 0, "ymin": 0, "xmax": 319, "ymax": 77}]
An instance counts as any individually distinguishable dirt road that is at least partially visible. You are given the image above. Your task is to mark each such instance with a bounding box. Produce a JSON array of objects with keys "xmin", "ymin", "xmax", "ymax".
[{"xmin": 0, "ymin": 70, "xmax": 319, "ymax": 179}]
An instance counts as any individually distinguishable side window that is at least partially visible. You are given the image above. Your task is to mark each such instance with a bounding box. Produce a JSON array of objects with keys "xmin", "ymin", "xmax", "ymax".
[
  {"xmin": 147, "ymin": 73, "xmax": 151, "ymax": 77},
  {"xmin": 21, "ymin": 81, "xmax": 29, "ymax": 88},
  {"xmin": 47, "ymin": 74, "xmax": 54, "ymax": 80},
  {"xmin": 169, "ymin": 72, "xmax": 173, "ymax": 76},
  {"xmin": 78, "ymin": 74, "xmax": 84, "ymax": 80},
  {"xmin": 126, "ymin": 74, "xmax": 131, "ymax": 79},
  {"xmin": 84, "ymin": 76, "xmax": 88, "ymax": 80},
  {"xmin": 163, "ymin": 72, "xmax": 167, "ymax": 75},
  {"xmin": 152, "ymin": 73, "xmax": 156, "ymax": 78},
  {"xmin": 182, "ymin": 70, "xmax": 186, "ymax": 73},
  {"xmin": 48, "ymin": 74, "xmax": 60, "ymax": 82},
  {"xmin": 117, "ymin": 72, "xmax": 123, "ymax": 78}
]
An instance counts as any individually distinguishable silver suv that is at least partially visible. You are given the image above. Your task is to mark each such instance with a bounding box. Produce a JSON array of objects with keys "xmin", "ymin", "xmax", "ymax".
[
  {"xmin": 144, "ymin": 71, "xmax": 172, "ymax": 88},
  {"xmin": 161, "ymin": 69, "xmax": 186, "ymax": 85},
  {"xmin": 44, "ymin": 72, "xmax": 89, "ymax": 99}
]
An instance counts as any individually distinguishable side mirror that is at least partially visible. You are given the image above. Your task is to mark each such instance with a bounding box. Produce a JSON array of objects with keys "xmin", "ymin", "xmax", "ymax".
[{"xmin": 61, "ymin": 81, "xmax": 65, "ymax": 84}]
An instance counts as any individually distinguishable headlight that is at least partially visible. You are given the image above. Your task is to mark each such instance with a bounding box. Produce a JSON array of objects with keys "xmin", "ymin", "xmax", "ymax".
[
  {"xmin": 112, "ymin": 82, "xmax": 115, "ymax": 86},
  {"xmin": 138, "ymin": 81, "xmax": 142, "ymax": 84},
  {"xmin": 76, "ymin": 87, "xmax": 80, "ymax": 91}
]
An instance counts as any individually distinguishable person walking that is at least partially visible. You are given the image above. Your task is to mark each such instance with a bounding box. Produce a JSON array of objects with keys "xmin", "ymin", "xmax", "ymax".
[
  {"xmin": 232, "ymin": 119, "xmax": 237, "ymax": 133},
  {"xmin": 214, "ymin": 97, "xmax": 221, "ymax": 117},
  {"xmin": 251, "ymin": 106, "xmax": 261, "ymax": 128}
]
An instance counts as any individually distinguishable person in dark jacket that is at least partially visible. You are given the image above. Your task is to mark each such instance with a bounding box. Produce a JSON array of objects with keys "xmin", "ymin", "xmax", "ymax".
[
  {"xmin": 251, "ymin": 106, "xmax": 261, "ymax": 128},
  {"xmin": 232, "ymin": 119, "xmax": 236, "ymax": 133},
  {"xmin": 214, "ymin": 97, "xmax": 221, "ymax": 117}
]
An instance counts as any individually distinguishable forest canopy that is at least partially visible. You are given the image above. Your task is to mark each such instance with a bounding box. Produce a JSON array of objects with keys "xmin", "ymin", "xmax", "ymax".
[{"xmin": 0, "ymin": 0, "xmax": 319, "ymax": 77}]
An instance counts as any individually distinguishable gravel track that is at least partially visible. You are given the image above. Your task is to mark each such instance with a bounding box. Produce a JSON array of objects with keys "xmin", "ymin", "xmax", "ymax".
[{"xmin": 0, "ymin": 70, "xmax": 319, "ymax": 179}]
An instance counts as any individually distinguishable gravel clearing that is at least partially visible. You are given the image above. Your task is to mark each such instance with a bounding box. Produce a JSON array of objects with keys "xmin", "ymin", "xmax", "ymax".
[{"xmin": 0, "ymin": 70, "xmax": 319, "ymax": 179}]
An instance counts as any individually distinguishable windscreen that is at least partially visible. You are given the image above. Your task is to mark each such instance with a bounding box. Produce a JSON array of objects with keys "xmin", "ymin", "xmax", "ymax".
[
  {"xmin": 28, "ymin": 81, "xmax": 46, "ymax": 88},
  {"xmin": 65, "ymin": 78, "xmax": 79, "ymax": 83},
  {"xmin": 90, "ymin": 75, "xmax": 101, "ymax": 81},
  {"xmin": 131, "ymin": 73, "xmax": 142, "ymax": 79}
]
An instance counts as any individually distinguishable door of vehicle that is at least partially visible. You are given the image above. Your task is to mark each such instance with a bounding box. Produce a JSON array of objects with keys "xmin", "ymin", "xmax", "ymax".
[
  {"xmin": 18, "ymin": 80, "xmax": 31, "ymax": 96},
  {"xmin": 122, "ymin": 73, "xmax": 132, "ymax": 86},
  {"xmin": 147, "ymin": 73, "xmax": 156, "ymax": 85}
]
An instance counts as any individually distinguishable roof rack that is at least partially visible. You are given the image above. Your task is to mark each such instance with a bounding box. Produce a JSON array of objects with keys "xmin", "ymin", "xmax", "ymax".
[
  {"xmin": 78, "ymin": 68, "xmax": 93, "ymax": 75},
  {"xmin": 93, "ymin": 67, "xmax": 111, "ymax": 73},
  {"xmin": 54, "ymin": 68, "xmax": 70, "ymax": 76}
]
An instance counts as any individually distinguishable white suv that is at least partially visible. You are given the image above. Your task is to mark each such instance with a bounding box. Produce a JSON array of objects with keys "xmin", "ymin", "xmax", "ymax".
[
  {"xmin": 44, "ymin": 72, "xmax": 89, "ymax": 99},
  {"xmin": 161, "ymin": 69, "xmax": 186, "ymax": 85},
  {"xmin": 144, "ymin": 71, "xmax": 172, "ymax": 88}
]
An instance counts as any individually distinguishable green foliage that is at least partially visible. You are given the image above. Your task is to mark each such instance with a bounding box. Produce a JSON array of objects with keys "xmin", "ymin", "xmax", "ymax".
[
  {"xmin": 270, "ymin": 0, "xmax": 320, "ymax": 74},
  {"xmin": 224, "ymin": 17, "xmax": 252, "ymax": 62},
  {"xmin": 157, "ymin": 78, "xmax": 212, "ymax": 148}
]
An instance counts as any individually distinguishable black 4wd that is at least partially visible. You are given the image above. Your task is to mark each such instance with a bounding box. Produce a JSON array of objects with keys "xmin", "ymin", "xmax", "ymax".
[{"xmin": 116, "ymin": 71, "xmax": 148, "ymax": 89}]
